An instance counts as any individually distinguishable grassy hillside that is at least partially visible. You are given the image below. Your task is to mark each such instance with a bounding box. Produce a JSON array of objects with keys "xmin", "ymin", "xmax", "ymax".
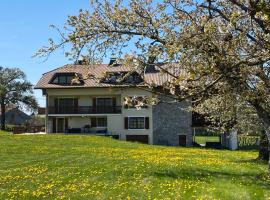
[{"xmin": 0, "ymin": 134, "xmax": 269, "ymax": 200}]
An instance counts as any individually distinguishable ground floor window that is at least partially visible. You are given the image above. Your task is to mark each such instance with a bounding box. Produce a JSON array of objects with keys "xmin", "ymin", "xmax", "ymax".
[
  {"xmin": 96, "ymin": 117, "xmax": 107, "ymax": 127},
  {"xmin": 128, "ymin": 117, "xmax": 145, "ymax": 129}
]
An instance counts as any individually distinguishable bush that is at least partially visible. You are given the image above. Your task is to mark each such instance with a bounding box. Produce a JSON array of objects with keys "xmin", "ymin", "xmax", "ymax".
[
  {"xmin": 25, "ymin": 116, "xmax": 45, "ymax": 127},
  {"xmin": 238, "ymin": 135, "xmax": 259, "ymax": 150}
]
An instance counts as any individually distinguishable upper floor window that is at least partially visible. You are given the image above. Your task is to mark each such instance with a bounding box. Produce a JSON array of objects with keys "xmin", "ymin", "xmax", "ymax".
[
  {"xmin": 51, "ymin": 73, "xmax": 82, "ymax": 85},
  {"xmin": 96, "ymin": 98, "xmax": 113, "ymax": 107}
]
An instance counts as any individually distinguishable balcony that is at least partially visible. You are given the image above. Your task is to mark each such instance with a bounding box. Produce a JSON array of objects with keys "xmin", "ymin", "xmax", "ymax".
[{"xmin": 48, "ymin": 106, "xmax": 122, "ymax": 114}]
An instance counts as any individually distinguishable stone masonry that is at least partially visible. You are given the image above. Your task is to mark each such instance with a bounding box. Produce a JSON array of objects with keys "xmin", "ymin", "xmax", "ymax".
[{"xmin": 152, "ymin": 95, "xmax": 193, "ymax": 146}]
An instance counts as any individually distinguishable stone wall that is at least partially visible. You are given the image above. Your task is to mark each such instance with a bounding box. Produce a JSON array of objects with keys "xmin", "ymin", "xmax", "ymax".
[{"xmin": 152, "ymin": 96, "xmax": 193, "ymax": 146}]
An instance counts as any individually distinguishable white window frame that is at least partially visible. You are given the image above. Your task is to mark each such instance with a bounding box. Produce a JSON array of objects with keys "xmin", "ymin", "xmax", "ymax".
[{"xmin": 127, "ymin": 116, "xmax": 146, "ymax": 130}]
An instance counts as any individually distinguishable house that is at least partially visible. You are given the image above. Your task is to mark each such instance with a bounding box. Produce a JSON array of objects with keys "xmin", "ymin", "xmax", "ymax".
[
  {"xmin": 35, "ymin": 60, "xmax": 193, "ymax": 146},
  {"xmin": 37, "ymin": 107, "xmax": 46, "ymax": 116},
  {"xmin": 0, "ymin": 106, "xmax": 31, "ymax": 125}
]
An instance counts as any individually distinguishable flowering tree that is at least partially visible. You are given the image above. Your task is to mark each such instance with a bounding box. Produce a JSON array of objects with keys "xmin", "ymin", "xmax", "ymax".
[
  {"xmin": 36, "ymin": 0, "xmax": 270, "ymax": 175},
  {"xmin": 193, "ymin": 86, "xmax": 268, "ymax": 160}
]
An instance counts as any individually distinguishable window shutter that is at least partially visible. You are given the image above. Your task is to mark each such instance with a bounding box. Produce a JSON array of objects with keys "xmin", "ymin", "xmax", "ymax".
[
  {"xmin": 54, "ymin": 98, "xmax": 58, "ymax": 114},
  {"xmin": 112, "ymin": 97, "xmax": 116, "ymax": 106},
  {"xmin": 124, "ymin": 117, "xmax": 129, "ymax": 129},
  {"xmin": 74, "ymin": 98, "xmax": 78, "ymax": 114},
  {"xmin": 65, "ymin": 118, "xmax": 69, "ymax": 133},
  {"xmin": 91, "ymin": 117, "xmax": 97, "ymax": 127},
  {"xmin": 112, "ymin": 97, "xmax": 116, "ymax": 112},
  {"xmin": 53, "ymin": 118, "xmax": 56, "ymax": 133},
  {"xmin": 145, "ymin": 117, "xmax": 150, "ymax": 129},
  {"xmin": 92, "ymin": 97, "xmax": 96, "ymax": 113}
]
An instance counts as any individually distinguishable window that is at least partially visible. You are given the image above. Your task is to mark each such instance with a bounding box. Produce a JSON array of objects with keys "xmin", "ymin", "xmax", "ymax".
[
  {"xmin": 128, "ymin": 117, "xmax": 145, "ymax": 129},
  {"xmin": 51, "ymin": 73, "xmax": 79, "ymax": 85},
  {"xmin": 97, "ymin": 117, "xmax": 107, "ymax": 127},
  {"xmin": 96, "ymin": 98, "xmax": 114, "ymax": 113},
  {"xmin": 52, "ymin": 76, "xmax": 59, "ymax": 84},
  {"xmin": 96, "ymin": 98, "xmax": 113, "ymax": 107},
  {"xmin": 59, "ymin": 75, "xmax": 68, "ymax": 84},
  {"xmin": 101, "ymin": 71, "xmax": 143, "ymax": 84},
  {"xmin": 56, "ymin": 98, "xmax": 78, "ymax": 114},
  {"xmin": 58, "ymin": 98, "xmax": 75, "ymax": 107}
]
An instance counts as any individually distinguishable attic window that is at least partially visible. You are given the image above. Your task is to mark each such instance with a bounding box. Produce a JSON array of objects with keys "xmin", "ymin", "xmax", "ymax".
[
  {"xmin": 51, "ymin": 73, "xmax": 82, "ymax": 85},
  {"xmin": 101, "ymin": 71, "xmax": 143, "ymax": 85}
]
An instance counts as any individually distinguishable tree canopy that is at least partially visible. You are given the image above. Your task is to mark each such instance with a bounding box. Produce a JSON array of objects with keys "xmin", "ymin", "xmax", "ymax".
[{"xmin": 0, "ymin": 67, "xmax": 38, "ymax": 130}]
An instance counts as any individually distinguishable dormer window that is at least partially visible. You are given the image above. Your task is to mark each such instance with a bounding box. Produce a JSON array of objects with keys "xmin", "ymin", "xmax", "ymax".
[
  {"xmin": 101, "ymin": 71, "xmax": 143, "ymax": 85},
  {"xmin": 50, "ymin": 73, "xmax": 83, "ymax": 85}
]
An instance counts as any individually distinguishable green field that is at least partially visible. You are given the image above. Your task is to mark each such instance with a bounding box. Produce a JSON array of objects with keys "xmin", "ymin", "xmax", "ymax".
[{"xmin": 0, "ymin": 133, "xmax": 269, "ymax": 200}]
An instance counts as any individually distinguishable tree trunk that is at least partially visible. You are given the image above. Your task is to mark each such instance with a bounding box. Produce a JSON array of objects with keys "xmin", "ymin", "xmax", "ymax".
[
  {"xmin": 264, "ymin": 129, "xmax": 270, "ymax": 177},
  {"xmin": 266, "ymin": 130, "xmax": 270, "ymax": 177},
  {"xmin": 260, "ymin": 128, "xmax": 270, "ymax": 177},
  {"xmin": 1, "ymin": 102, "xmax": 5, "ymax": 130},
  {"xmin": 249, "ymin": 101, "xmax": 270, "ymax": 176},
  {"xmin": 257, "ymin": 130, "xmax": 269, "ymax": 161}
]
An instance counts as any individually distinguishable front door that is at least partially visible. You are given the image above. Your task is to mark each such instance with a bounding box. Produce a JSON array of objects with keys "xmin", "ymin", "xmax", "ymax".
[{"xmin": 57, "ymin": 118, "xmax": 65, "ymax": 133}]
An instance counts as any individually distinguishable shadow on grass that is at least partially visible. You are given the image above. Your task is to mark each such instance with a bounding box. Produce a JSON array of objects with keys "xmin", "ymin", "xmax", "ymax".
[
  {"xmin": 152, "ymin": 167, "xmax": 270, "ymax": 188},
  {"xmin": 232, "ymin": 158, "xmax": 268, "ymax": 166}
]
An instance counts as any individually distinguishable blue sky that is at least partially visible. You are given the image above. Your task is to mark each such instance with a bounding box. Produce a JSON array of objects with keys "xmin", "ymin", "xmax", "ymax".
[{"xmin": 0, "ymin": 0, "xmax": 91, "ymax": 107}]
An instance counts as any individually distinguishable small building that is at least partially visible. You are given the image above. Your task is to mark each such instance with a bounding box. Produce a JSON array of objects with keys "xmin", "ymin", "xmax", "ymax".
[{"xmin": 0, "ymin": 107, "xmax": 31, "ymax": 125}]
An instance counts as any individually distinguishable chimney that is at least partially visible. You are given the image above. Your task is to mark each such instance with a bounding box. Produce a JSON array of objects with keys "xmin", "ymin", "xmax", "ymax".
[
  {"xmin": 75, "ymin": 56, "xmax": 89, "ymax": 65},
  {"xmin": 109, "ymin": 57, "xmax": 117, "ymax": 66},
  {"xmin": 75, "ymin": 60, "xmax": 87, "ymax": 65},
  {"xmin": 145, "ymin": 65, "xmax": 158, "ymax": 73},
  {"xmin": 145, "ymin": 65, "xmax": 157, "ymax": 73},
  {"xmin": 145, "ymin": 55, "xmax": 158, "ymax": 73}
]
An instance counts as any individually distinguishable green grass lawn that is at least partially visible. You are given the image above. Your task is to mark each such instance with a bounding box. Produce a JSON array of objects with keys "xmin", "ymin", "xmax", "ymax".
[
  {"xmin": 0, "ymin": 130, "xmax": 11, "ymax": 135},
  {"xmin": 194, "ymin": 136, "xmax": 220, "ymax": 145},
  {"xmin": 0, "ymin": 134, "xmax": 269, "ymax": 200}
]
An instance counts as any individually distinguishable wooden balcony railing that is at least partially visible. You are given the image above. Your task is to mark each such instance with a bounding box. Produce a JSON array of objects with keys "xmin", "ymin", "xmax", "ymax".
[{"xmin": 48, "ymin": 106, "xmax": 122, "ymax": 114}]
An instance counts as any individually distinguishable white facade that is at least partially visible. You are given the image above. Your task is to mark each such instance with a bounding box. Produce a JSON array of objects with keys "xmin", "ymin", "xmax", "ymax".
[{"xmin": 45, "ymin": 87, "xmax": 153, "ymax": 144}]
